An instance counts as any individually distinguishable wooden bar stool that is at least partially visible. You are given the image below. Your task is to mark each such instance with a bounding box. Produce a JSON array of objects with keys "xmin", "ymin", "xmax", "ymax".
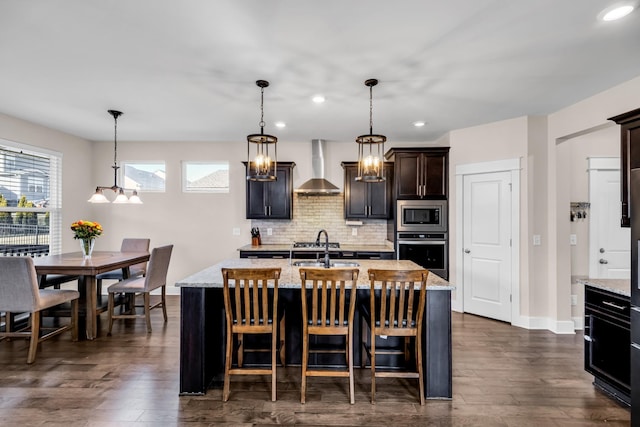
[
  {"xmin": 299, "ymin": 267, "xmax": 359, "ymax": 404},
  {"xmin": 221, "ymin": 267, "xmax": 282, "ymax": 402},
  {"xmin": 360, "ymin": 268, "xmax": 429, "ymax": 405}
]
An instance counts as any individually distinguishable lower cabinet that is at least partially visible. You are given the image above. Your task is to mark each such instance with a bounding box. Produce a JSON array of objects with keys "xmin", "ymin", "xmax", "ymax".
[
  {"xmin": 584, "ymin": 285, "xmax": 631, "ymax": 406},
  {"xmin": 239, "ymin": 250, "xmax": 394, "ymax": 260}
]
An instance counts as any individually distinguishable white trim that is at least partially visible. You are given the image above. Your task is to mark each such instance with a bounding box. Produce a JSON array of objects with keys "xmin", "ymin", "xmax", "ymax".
[
  {"xmin": 455, "ymin": 157, "xmax": 521, "ymax": 326},
  {"xmin": 0, "ymin": 137, "xmax": 63, "ymax": 158},
  {"xmin": 512, "ymin": 315, "xmax": 577, "ymax": 334},
  {"xmin": 587, "ymin": 157, "xmax": 619, "ymax": 171}
]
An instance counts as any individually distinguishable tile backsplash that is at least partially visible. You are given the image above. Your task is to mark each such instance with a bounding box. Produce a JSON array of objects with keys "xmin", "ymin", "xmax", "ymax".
[{"xmin": 252, "ymin": 194, "xmax": 388, "ymax": 244}]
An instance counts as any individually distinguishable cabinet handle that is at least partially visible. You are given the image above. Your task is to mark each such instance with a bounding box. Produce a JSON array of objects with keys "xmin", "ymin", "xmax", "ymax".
[
  {"xmin": 584, "ymin": 335, "xmax": 593, "ymax": 342},
  {"xmin": 602, "ymin": 300, "xmax": 626, "ymax": 311},
  {"xmin": 633, "ymin": 343, "xmax": 640, "ymax": 350},
  {"xmin": 264, "ymin": 206, "xmax": 268, "ymax": 216}
]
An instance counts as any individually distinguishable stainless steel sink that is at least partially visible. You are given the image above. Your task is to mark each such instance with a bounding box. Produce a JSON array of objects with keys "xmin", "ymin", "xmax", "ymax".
[{"xmin": 292, "ymin": 261, "xmax": 360, "ymax": 268}]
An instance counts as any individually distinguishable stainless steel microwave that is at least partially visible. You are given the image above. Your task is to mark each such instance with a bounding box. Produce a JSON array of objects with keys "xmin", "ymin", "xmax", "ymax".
[{"xmin": 397, "ymin": 200, "xmax": 447, "ymax": 232}]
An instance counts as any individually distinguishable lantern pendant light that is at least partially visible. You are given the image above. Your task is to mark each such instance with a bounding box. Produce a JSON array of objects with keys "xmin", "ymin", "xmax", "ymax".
[
  {"xmin": 246, "ymin": 80, "xmax": 277, "ymax": 181},
  {"xmin": 355, "ymin": 78, "xmax": 386, "ymax": 182}
]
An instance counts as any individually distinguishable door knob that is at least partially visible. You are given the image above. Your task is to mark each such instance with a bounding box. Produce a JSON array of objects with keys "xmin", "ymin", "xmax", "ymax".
[
  {"xmin": 599, "ymin": 248, "xmax": 605, "ymax": 253},
  {"xmin": 464, "ymin": 249, "xmax": 471, "ymax": 254},
  {"xmin": 599, "ymin": 259, "xmax": 608, "ymax": 264}
]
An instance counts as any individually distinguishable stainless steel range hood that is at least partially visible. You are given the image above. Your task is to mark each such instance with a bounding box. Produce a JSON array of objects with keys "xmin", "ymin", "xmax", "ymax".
[{"xmin": 295, "ymin": 139, "xmax": 341, "ymax": 195}]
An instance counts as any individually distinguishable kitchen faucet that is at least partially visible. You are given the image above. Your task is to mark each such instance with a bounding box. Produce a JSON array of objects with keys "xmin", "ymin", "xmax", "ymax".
[{"xmin": 315, "ymin": 229, "xmax": 331, "ymax": 268}]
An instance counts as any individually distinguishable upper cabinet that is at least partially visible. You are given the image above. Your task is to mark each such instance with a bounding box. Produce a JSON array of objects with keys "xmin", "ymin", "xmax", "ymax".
[
  {"xmin": 385, "ymin": 147, "xmax": 449, "ymax": 199},
  {"xmin": 244, "ymin": 161, "xmax": 295, "ymax": 219},
  {"xmin": 609, "ymin": 108, "xmax": 640, "ymax": 228},
  {"xmin": 341, "ymin": 162, "xmax": 393, "ymax": 219}
]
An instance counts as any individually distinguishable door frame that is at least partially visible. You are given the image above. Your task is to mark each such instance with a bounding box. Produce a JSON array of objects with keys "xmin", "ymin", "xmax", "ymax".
[{"xmin": 454, "ymin": 158, "xmax": 521, "ymax": 324}]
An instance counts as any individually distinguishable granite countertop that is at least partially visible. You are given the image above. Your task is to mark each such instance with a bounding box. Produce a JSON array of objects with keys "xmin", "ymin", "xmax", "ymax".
[
  {"xmin": 175, "ymin": 258, "xmax": 454, "ymax": 290},
  {"xmin": 238, "ymin": 242, "xmax": 395, "ymax": 253},
  {"xmin": 575, "ymin": 276, "xmax": 631, "ymax": 297}
]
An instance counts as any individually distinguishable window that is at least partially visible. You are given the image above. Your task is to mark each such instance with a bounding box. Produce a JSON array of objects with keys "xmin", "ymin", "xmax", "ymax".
[
  {"xmin": 0, "ymin": 140, "xmax": 62, "ymax": 256},
  {"xmin": 182, "ymin": 161, "xmax": 229, "ymax": 193},
  {"xmin": 122, "ymin": 161, "xmax": 166, "ymax": 192}
]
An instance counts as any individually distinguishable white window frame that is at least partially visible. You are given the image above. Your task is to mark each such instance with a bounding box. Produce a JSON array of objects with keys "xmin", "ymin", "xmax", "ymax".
[
  {"xmin": 121, "ymin": 161, "xmax": 166, "ymax": 193},
  {"xmin": 181, "ymin": 161, "xmax": 230, "ymax": 193},
  {"xmin": 0, "ymin": 138, "xmax": 62, "ymax": 256}
]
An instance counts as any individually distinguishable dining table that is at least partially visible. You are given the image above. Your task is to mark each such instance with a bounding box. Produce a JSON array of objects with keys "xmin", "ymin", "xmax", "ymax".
[{"xmin": 33, "ymin": 250, "xmax": 150, "ymax": 340}]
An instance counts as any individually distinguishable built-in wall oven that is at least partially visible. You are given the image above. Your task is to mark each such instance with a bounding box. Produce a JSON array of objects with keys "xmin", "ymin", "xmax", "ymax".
[{"xmin": 397, "ymin": 232, "xmax": 448, "ymax": 280}]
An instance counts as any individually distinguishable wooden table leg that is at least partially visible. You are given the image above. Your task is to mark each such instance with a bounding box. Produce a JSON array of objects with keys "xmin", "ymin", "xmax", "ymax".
[{"xmin": 84, "ymin": 275, "xmax": 98, "ymax": 340}]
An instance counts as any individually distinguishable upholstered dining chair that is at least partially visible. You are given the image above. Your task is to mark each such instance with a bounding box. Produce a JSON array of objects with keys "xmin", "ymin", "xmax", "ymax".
[
  {"xmin": 96, "ymin": 238, "xmax": 150, "ymax": 295},
  {"xmin": 0, "ymin": 257, "xmax": 79, "ymax": 364},
  {"xmin": 106, "ymin": 244, "xmax": 173, "ymax": 335},
  {"xmin": 221, "ymin": 267, "xmax": 283, "ymax": 402},
  {"xmin": 299, "ymin": 267, "xmax": 359, "ymax": 404},
  {"xmin": 360, "ymin": 268, "xmax": 429, "ymax": 405}
]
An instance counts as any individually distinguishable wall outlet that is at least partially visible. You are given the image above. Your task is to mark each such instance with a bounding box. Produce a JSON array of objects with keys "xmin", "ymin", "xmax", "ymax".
[
  {"xmin": 352, "ymin": 228, "xmax": 358, "ymax": 236},
  {"xmin": 569, "ymin": 234, "xmax": 577, "ymax": 246},
  {"xmin": 232, "ymin": 227, "xmax": 240, "ymax": 236},
  {"xmin": 533, "ymin": 235, "xmax": 541, "ymax": 246},
  {"xmin": 267, "ymin": 228, "xmax": 273, "ymax": 236},
  {"xmin": 571, "ymin": 295, "xmax": 578, "ymax": 306}
]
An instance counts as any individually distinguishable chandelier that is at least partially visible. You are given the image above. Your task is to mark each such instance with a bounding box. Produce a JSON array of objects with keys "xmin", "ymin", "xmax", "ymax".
[
  {"xmin": 246, "ymin": 80, "xmax": 278, "ymax": 181},
  {"xmin": 88, "ymin": 110, "xmax": 142, "ymax": 204},
  {"xmin": 355, "ymin": 78, "xmax": 386, "ymax": 182}
]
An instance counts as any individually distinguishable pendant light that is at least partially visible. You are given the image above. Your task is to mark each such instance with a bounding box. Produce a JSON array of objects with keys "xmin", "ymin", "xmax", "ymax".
[
  {"xmin": 88, "ymin": 110, "xmax": 143, "ymax": 204},
  {"xmin": 355, "ymin": 78, "xmax": 386, "ymax": 182},
  {"xmin": 246, "ymin": 80, "xmax": 277, "ymax": 181}
]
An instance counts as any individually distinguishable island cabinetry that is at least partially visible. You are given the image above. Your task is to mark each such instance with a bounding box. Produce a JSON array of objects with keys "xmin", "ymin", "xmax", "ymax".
[
  {"xmin": 608, "ymin": 108, "xmax": 640, "ymax": 228},
  {"xmin": 244, "ymin": 161, "xmax": 295, "ymax": 219},
  {"xmin": 239, "ymin": 250, "xmax": 289, "ymax": 259},
  {"xmin": 584, "ymin": 285, "xmax": 630, "ymax": 405},
  {"xmin": 341, "ymin": 162, "xmax": 393, "ymax": 219},
  {"xmin": 385, "ymin": 147, "xmax": 449, "ymax": 200}
]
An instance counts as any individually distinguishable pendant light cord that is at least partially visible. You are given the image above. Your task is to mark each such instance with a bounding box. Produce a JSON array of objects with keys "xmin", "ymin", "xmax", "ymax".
[{"xmin": 369, "ymin": 84, "xmax": 373, "ymax": 135}]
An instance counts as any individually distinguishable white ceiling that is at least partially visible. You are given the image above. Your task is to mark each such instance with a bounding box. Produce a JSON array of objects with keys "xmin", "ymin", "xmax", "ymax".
[{"xmin": 1, "ymin": 0, "xmax": 639, "ymax": 143}]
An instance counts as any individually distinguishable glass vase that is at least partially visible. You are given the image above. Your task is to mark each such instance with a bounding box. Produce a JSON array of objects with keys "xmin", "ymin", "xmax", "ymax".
[{"xmin": 80, "ymin": 238, "xmax": 95, "ymax": 259}]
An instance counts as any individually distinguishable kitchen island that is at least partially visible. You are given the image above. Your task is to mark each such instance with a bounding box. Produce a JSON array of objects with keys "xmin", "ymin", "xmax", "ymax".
[{"xmin": 175, "ymin": 258, "xmax": 455, "ymax": 399}]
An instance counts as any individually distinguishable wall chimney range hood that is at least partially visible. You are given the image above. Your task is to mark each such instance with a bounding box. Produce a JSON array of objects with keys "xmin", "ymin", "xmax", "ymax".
[{"xmin": 295, "ymin": 139, "xmax": 341, "ymax": 195}]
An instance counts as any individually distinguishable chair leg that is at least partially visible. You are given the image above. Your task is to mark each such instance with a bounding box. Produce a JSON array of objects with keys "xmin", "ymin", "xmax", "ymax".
[
  {"xmin": 107, "ymin": 292, "xmax": 115, "ymax": 336},
  {"xmin": 27, "ymin": 312, "xmax": 40, "ymax": 364},
  {"xmin": 161, "ymin": 286, "xmax": 168, "ymax": 322},
  {"xmin": 144, "ymin": 292, "xmax": 152, "ymax": 333},
  {"xmin": 348, "ymin": 329, "xmax": 355, "ymax": 405},
  {"xmin": 271, "ymin": 323, "xmax": 277, "ymax": 402},
  {"xmin": 222, "ymin": 329, "xmax": 233, "ymax": 401},
  {"xmin": 416, "ymin": 334, "xmax": 425, "ymax": 405},
  {"xmin": 371, "ymin": 328, "xmax": 376, "ymax": 404},
  {"xmin": 237, "ymin": 333, "xmax": 244, "ymax": 368},
  {"xmin": 71, "ymin": 299, "xmax": 79, "ymax": 342},
  {"xmin": 301, "ymin": 327, "xmax": 308, "ymax": 404}
]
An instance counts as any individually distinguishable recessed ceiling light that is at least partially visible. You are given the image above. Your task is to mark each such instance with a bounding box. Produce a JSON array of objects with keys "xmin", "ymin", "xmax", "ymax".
[
  {"xmin": 312, "ymin": 95, "xmax": 325, "ymax": 104},
  {"xmin": 413, "ymin": 121, "xmax": 426, "ymax": 127},
  {"xmin": 275, "ymin": 122, "xmax": 286, "ymax": 128},
  {"xmin": 602, "ymin": 5, "xmax": 634, "ymax": 21}
]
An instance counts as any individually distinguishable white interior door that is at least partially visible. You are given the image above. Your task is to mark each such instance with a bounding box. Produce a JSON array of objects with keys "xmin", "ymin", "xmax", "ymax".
[
  {"xmin": 589, "ymin": 165, "xmax": 630, "ymax": 278},
  {"xmin": 462, "ymin": 171, "xmax": 512, "ymax": 322}
]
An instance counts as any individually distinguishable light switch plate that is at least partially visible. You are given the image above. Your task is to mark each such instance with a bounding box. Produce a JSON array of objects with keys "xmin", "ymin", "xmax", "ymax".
[
  {"xmin": 352, "ymin": 228, "xmax": 358, "ymax": 236},
  {"xmin": 533, "ymin": 235, "xmax": 541, "ymax": 246},
  {"xmin": 267, "ymin": 228, "xmax": 273, "ymax": 236},
  {"xmin": 569, "ymin": 234, "xmax": 577, "ymax": 246},
  {"xmin": 232, "ymin": 227, "xmax": 240, "ymax": 236}
]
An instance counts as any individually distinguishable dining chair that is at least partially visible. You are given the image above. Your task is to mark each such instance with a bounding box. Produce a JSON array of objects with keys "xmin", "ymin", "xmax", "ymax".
[
  {"xmin": 0, "ymin": 257, "xmax": 79, "ymax": 364},
  {"xmin": 106, "ymin": 244, "xmax": 173, "ymax": 335},
  {"xmin": 221, "ymin": 267, "xmax": 282, "ymax": 402},
  {"xmin": 360, "ymin": 268, "xmax": 429, "ymax": 405},
  {"xmin": 96, "ymin": 238, "xmax": 150, "ymax": 295},
  {"xmin": 299, "ymin": 267, "xmax": 359, "ymax": 404}
]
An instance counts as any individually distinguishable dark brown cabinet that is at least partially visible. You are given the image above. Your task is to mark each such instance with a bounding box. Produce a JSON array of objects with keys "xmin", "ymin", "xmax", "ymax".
[
  {"xmin": 341, "ymin": 162, "xmax": 393, "ymax": 219},
  {"xmin": 584, "ymin": 285, "xmax": 630, "ymax": 406},
  {"xmin": 385, "ymin": 147, "xmax": 449, "ymax": 200},
  {"xmin": 244, "ymin": 161, "xmax": 295, "ymax": 219},
  {"xmin": 608, "ymin": 108, "xmax": 640, "ymax": 228}
]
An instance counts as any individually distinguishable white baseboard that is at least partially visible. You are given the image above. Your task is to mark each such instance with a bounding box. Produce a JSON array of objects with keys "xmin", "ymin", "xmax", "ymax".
[{"xmin": 511, "ymin": 315, "xmax": 576, "ymax": 334}]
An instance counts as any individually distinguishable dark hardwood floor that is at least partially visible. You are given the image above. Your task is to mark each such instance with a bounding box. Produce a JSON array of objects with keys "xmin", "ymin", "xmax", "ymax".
[{"xmin": 0, "ymin": 296, "xmax": 631, "ymax": 426}]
